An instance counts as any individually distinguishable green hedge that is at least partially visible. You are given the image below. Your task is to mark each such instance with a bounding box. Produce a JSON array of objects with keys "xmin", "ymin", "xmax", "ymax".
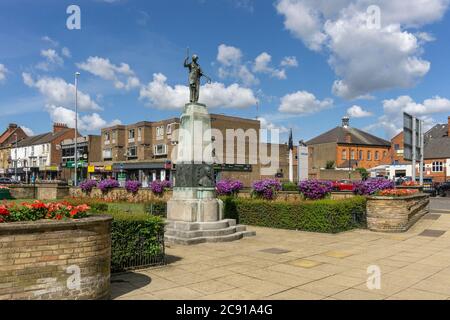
[
  {"xmin": 223, "ymin": 196, "xmax": 367, "ymax": 233},
  {"xmin": 100, "ymin": 212, "xmax": 165, "ymax": 273},
  {"xmin": 281, "ymin": 182, "xmax": 299, "ymax": 192},
  {"xmin": 144, "ymin": 201, "xmax": 167, "ymax": 217}
]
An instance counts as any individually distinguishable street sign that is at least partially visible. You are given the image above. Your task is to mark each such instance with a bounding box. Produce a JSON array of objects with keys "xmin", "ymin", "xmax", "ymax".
[{"xmin": 403, "ymin": 112, "xmax": 424, "ymax": 184}]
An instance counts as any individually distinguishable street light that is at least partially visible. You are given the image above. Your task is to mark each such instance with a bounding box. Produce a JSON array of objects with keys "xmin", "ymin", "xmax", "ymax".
[
  {"xmin": 74, "ymin": 72, "xmax": 80, "ymax": 186},
  {"xmin": 14, "ymin": 133, "xmax": 18, "ymax": 182}
]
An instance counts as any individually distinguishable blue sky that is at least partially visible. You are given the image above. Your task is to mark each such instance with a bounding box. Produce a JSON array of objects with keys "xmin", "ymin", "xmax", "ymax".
[{"xmin": 1, "ymin": 0, "xmax": 450, "ymax": 143}]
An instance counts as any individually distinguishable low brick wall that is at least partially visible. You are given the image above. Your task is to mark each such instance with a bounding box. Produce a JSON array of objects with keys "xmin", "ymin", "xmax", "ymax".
[
  {"xmin": 9, "ymin": 184, "xmax": 70, "ymax": 200},
  {"xmin": 70, "ymin": 187, "xmax": 171, "ymax": 202},
  {"xmin": 9, "ymin": 185, "xmax": 36, "ymax": 199},
  {"xmin": 0, "ymin": 216, "xmax": 112, "ymax": 300},
  {"xmin": 69, "ymin": 187, "xmax": 354, "ymax": 203},
  {"xmin": 367, "ymin": 194, "xmax": 430, "ymax": 232}
]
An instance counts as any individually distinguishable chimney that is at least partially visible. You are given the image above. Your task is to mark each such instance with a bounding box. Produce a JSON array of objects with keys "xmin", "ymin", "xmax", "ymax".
[
  {"xmin": 342, "ymin": 116, "xmax": 350, "ymax": 128},
  {"xmin": 53, "ymin": 123, "xmax": 68, "ymax": 133},
  {"xmin": 8, "ymin": 123, "xmax": 18, "ymax": 130}
]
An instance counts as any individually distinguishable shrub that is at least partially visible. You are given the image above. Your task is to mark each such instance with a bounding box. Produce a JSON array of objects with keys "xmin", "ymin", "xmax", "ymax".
[
  {"xmin": 252, "ymin": 179, "xmax": 282, "ymax": 200},
  {"xmin": 355, "ymin": 168, "xmax": 369, "ymax": 181},
  {"xmin": 150, "ymin": 180, "xmax": 172, "ymax": 195},
  {"xmin": 298, "ymin": 180, "xmax": 333, "ymax": 200},
  {"xmin": 216, "ymin": 179, "xmax": 244, "ymax": 196},
  {"xmin": 144, "ymin": 201, "xmax": 167, "ymax": 217},
  {"xmin": 125, "ymin": 180, "xmax": 142, "ymax": 193},
  {"xmin": 353, "ymin": 179, "xmax": 394, "ymax": 195},
  {"xmin": 98, "ymin": 179, "xmax": 120, "ymax": 192},
  {"xmin": 281, "ymin": 182, "xmax": 298, "ymax": 192},
  {"xmin": 223, "ymin": 196, "xmax": 367, "ymax": 233},
  {"xmin": 105, "ymin": 212, "xmax": 165, "ymax": 273},
  {"xmin": 79, "ymin": 179, "xmax": 98, "ymax": 193}
]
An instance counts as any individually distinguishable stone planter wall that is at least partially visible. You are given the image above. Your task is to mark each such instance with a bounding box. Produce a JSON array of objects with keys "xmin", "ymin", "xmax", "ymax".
[
  {"xmin": 9, "ymin": 184, "xmax": 70, "ymax": 200},
  {"xmin": 69, "ymin": 187, "xmax": 354, "ymax": 203},
  {"xmin": 367, "ymin": 193, "xmax": 430, "ymax": 232},
  {"xmin": 9, "ymin": 185, "xmax": 36, "ymax": 199},
  {"xmin": 0, "ymin": 216, "xmax": 112, "ymax": 300}
]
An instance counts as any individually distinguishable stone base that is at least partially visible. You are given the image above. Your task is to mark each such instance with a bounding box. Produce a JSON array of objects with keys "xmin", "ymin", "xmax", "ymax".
[{"xmin": 165, "ymin": 219, "xmax": 256, "ymax": 245}]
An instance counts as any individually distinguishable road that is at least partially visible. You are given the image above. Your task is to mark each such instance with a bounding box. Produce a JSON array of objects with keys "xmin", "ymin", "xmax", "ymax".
[{"xmin": 430, "ymin": 197, "xmax": 450, "ymax": 213}]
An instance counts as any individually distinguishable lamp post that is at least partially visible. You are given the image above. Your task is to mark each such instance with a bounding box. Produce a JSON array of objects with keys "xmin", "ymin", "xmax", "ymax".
[
  {"xmin": 14, "ymin": 133, "xmax": 18, "ymax": 181},
  {"xmin": 74, "ymin": 72, "xmax": 80, "ymax": 186}
]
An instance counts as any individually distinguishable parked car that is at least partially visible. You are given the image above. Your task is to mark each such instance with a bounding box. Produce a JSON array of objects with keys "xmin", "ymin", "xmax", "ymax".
[
  {"xmin": 419, "ymin": 178, "xmax": 437, "ymax": 197},
  {"xmin": 332, "ymin": 179, "xmax": 354, "ymax": 192},
  {"xmin": 0, "ymin": 177, "xmax": 19, "ymax": 185},
  {"xmin": 437, "ymin": 181, "xmax": 450, "ymax": 197}
]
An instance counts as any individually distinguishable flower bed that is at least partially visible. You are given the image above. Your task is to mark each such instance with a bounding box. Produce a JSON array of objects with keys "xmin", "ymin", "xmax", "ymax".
[
  {"xmin": 216, "ymin": 179, "xmax": 244, "ymax": 196},
  {"xmin": 98, "ymin": 179, "xmax": 120, "ymax": 192},
  {"xmin": 0, "ymin": 200, "xmax": 90, "ymax": 223},
  {"xmin": 251, "ymin": 179, "xmax": 282, "ymax": 200},
  {"xmin": 298, "ymin": 180, "xmax": 333, "ymax": 200},
  {"xmin": 150, "ymin": 180, "xmax": 172, "ymax": 195},
  {"xmin": 125, "ymin": 180, "xmax": 142, "ymax": 193},
  {"xmin": 353, "ymin": 179, "xmax": 394, "ymax": 196},
  {"xmin": 377, "ymin": 189, "xmax": 419, "ymax": 197}
]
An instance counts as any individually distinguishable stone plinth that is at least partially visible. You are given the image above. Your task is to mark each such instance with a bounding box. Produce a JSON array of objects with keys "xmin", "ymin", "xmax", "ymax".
[
  {"xmin": 166, "ymin": 102, "xmax": 254, "ymax": 245},
  {"xmin": 367, "ymin": 193, "xmax": 430, "ymax": 232},
  {"xmin": 0, "ymin": 216, "xmax": 112, "ymax": 300}
]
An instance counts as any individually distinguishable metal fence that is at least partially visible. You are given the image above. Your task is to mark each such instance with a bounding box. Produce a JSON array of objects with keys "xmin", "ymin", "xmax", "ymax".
[{"xmin": 111, "ymin": 232, "xmax": 166, "ymax": 273}]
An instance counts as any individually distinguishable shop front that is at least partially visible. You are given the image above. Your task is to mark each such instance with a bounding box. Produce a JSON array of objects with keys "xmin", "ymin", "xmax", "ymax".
[
  {"xmin": 112, "ymin": 161, "xmax": 172, "ymax": 187},
  {"xmin": 87, "ymin": 164, "xmax": 113, "ymax": 181},
  {"xmin": 62, "ymin": 161, "xmax": 88, "ymax": 185}
]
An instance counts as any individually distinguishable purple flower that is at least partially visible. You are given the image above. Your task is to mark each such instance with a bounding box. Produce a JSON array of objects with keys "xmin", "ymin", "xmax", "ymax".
[
  {"xmin": 98, "ymin": 179, "xmax": 120, "ymax": 192},
  {"xmin": 125, "ymin": 180, "xmax": 142, "ymax": 193},
  {"xmin": 216, "ymin": 179, "xmax": 244, "ymax": 196},
  {"xmin": 79, "ymin": 180, "xmax": 97, "ymax": 193},
  {"xmin": 150, "ymin": 180, "xmax": 172, "ymax": 195},
  {"xmin": 252, "ymin": 179, "xmax": 282, "ymax": 200},
  {"xmin": 352, "ymin": 178, "xmax": 395, "ymax": 195},
  {"xmin": 299, "ymin": 180, "xmax": 333, "ymax": 200}
]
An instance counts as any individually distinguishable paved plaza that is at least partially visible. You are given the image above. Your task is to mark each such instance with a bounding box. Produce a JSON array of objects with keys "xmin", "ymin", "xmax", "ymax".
[{"xmin": 112, "ymin": 201, "xmax": 450, "ymax": 300}]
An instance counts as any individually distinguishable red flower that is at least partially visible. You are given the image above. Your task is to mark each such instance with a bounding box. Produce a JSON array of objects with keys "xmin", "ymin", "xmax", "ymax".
[
  {"xmin": 0, "ymin": 206, "xmax": 10, "ymax": 216},
  {"xmin": 70, "ymin": 209, "xmax": 78, "ymax": 216},
  {"xmin": 55, "ymin": 214, "xmax": 63, "ymax": 220}
]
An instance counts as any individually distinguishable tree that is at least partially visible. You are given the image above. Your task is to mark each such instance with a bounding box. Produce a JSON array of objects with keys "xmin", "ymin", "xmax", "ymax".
[
  {"xmin": 325, "ymin": 161, "xmax": 335, "ymax": 169},
  {"xmin": 356, "ymin": 167, "xmax": 369, "ymax": 181}
]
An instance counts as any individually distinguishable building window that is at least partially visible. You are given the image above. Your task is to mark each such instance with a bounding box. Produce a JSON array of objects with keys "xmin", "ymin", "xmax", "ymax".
[
  {"xmin": 156, "ymin": 126, "xmax": 164, "ymax": 140},
  {"xmin": 128, "ymin": 129, "xmax": 135, "ymax": 140},
  {"xmin": 383, "ymin": 151, "xmax": 387, "ymax": 158},
  {"xmin": 359, "ymin": 150, "xmax": 363, "ymax": 160},
  {"xmin": 375, "ymin": 151, "xmax": 379, "ymax": 161},
  {"xmin": 127, "ymin": 146, "xmax": 137, "ymax": 158},
  {"xmin": 104, "ymin": 132, "xmax": 110, "ymax": 144},
  {"xmin": 167, "ymin": 124, "xmax": 172, "ymax": 134},
  {"xmin": 137, "ymin": 128, "xmax": 142, "ymax": 141},
  {"xmin": 154, "ymin": 144, "xmax": 167, "ymax": 156},
  {"xmin": 394, "ymin": 144, "xmax": 400, "ymax": 150},
  {"xmin": 112, "ymin": 130, "xmax": 117, "ymax": 143},
  {"xmin": 367, "ymin": 151, "xmax": 372, "ymax": 160},
  {"xmin": 103, "ymin": 148, "xmax": 112, "ymax": 160},
  {"xmin": 432, "ymin": 161, "xmax": 444, "ymax": 172},
  {"xmin": 351, "ymin": 150, "xmax": 355, "ymax": 160},
  {"xmin": 342, "ymin": 150, "xmax": 347, "ymax": 160}
]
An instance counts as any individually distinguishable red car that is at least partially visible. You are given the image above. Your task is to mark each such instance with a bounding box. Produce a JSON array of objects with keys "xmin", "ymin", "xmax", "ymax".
[{"xmin": 332, "ymin": 180, "xmax": 354, "ymax": 191}]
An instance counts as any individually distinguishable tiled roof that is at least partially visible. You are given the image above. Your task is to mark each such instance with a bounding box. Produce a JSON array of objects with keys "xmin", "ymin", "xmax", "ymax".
[
  {"xmin": 17, "ymin": 129, "xmax": 72, "ymax": 147},
  {"xmin": 306, "ymin": 126, "xmax": 391, "ymax": 147},
  {"xmin": 424, "ymin": 122, "xmax": 450, "ymax": 159}
]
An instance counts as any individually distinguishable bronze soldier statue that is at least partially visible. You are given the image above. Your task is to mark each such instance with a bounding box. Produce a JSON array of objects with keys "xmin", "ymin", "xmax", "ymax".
[{"xmin": 184, "ymin": 53, "xmax": 211, "ymax": 103}]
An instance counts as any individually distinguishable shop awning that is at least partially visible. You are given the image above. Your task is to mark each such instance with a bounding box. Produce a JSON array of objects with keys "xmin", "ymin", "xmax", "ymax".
[{"xmin": 112, "ymin": 162, "xmax": 167, "ymax": 171}]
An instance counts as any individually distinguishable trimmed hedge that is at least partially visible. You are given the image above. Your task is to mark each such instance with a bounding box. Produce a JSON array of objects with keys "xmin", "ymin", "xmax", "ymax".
[
  {"xmin": 144, "ymin": 201, "xmax": 167, "ymax": 217},
  {"xmin": 223, "ymin": 196, "xmax": 367, "ymax": 233},
  {"xmin": 106, "ymin": 212, "xmax": 165, "ymax": 273}
]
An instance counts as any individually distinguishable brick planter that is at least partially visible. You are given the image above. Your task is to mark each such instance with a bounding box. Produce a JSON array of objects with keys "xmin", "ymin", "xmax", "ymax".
[
  {"xmin": 0, "ymin": 216, "xmax": 112, "ymax": 300},
  {"xmin": 367, "ymin": 193, "xmax": 430, "ymax": 232}
]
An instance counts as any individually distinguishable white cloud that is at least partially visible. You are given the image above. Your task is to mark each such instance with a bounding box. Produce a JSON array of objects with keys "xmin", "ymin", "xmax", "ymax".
[
  {"xmin": 22, "ymin": 73, "xmax": 101, "ymax": 112},
  {"xmin": 0, "ymin": 64, "xmax": 8, "ymax": 82},
  {"xmin": 46, "ymin": 105, "xmax": 121, "ymax": 132},
  {"xmin": 217, "ymin": 44, "xmax": 243, "ymax": 66},
  {"xmin": 21, "ymin": 126, "xmax": 35, "ymax": 136},
  {"xmin": 276, "ymin": 0, "xmax": 449, "ymax": 99},
  {"xmin": 346, "ymin": 105, "xmax": 373, "ymax": 118},
  {"xmin": 257, "ymin": 117, "xmax": 289, "ymax": 133},
  {"xmin": 36, "ymin": 49, "xmax": 64, "ymax": 71},
  {"xmin": 367, "ymin": 95, "xmax": 450, "ymax": 138},
  {"xmin": 139, "ymin": 73, "xmax": 258, "ymax": 110},
  {"xmin": 61, "ymin": 47, "xmax": 72, "ymax": 58},
  {"xmin": 278, "ymin": 90, "xmax": 333, "ymax": 114},
  {"xmin": 76, "ymin": 56, "xmax": 140, "ymax": 90},
  {"xmin": 253, "ymin": 52, "xmax": 288, "ymax": 79},
  {"xmin": 41, "ymin": 36, "xmax": 59, "ymax": 47},
  {"xmin": 280, "ymin": 56, "xmax": 299, "ymax": 68}
]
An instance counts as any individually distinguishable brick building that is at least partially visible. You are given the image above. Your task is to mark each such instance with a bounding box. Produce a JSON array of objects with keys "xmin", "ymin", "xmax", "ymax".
[
  {"xmin": 0, "ymin": 124, "xmax": 28, "ymax": 177},
  {"xmin": 10, "ymin": 123, "xmax": 77, "ymax": 182},
  {"xmin": 306, "ymin": 117, "xmax": 391, "ymax": 179}
]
